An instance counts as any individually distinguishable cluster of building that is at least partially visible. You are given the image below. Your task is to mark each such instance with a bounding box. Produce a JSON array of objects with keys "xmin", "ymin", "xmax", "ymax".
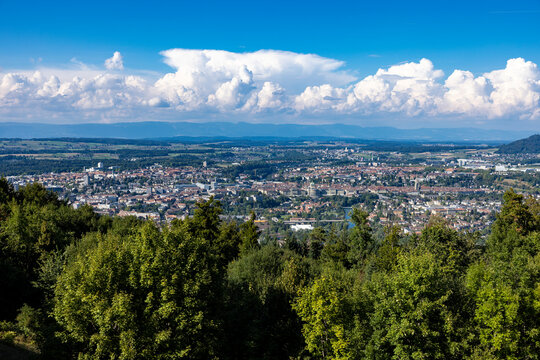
[{"xmin": 8, "ymin": 153, "xmax": 538, "ymax": 237}]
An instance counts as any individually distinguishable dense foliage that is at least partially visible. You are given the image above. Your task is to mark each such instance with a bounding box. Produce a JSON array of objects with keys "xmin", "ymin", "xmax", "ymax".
[{"xmin": 0, "ymin": 179, "xmax": 539, "ymax": 359}]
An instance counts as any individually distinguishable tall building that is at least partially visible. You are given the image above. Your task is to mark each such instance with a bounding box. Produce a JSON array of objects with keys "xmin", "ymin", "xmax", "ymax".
[{"xmin": 414, "ymin": 178, "xmax": 422, "ymax": 191}]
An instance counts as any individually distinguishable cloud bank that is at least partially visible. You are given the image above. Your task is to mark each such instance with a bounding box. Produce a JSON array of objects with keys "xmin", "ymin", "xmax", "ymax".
[{"xmin": 0, "ymin": 49, "xmax": 539, "ymax": 127}]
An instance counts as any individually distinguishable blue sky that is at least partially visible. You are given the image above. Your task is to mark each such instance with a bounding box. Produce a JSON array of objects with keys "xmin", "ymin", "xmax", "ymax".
[{"xmin": 0, "ymin": 0, "xmax": 539, "ymax": 129}]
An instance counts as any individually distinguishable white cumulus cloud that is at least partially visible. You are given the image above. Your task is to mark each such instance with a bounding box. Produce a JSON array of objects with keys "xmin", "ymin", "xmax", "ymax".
[
  {"xmin": 0, "ymin": 49, "xmax": 539, "ymax": 127},
  {"xmin": 104, "ymin": 51, "xmax": 124, "ymax": 70},
  {"xmin": 152, "ymin": 48, "xmax": 355, "ymax": 112},
  {"xmin": 438, "ymin": 58, "xmax": 540, "ymax": 119},
  {"xmin": 0, "ymin": 71, "xmax": 147, "ymax": 113}
]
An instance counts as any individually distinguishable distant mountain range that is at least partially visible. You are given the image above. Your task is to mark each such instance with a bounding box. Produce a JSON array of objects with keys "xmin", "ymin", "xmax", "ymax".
[
  {"xmin": 0, "ymin": 121, "xmax": 535, "ymax": 142},
  {"xmin": 497, "ymin": 134, "xmax": 540, "ymax": 153}
]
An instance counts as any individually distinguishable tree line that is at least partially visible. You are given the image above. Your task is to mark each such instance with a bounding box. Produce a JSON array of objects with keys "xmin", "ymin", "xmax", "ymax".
[{"xmin": 0, "ymin": 178, "xmax": 539, "ymax": 359}]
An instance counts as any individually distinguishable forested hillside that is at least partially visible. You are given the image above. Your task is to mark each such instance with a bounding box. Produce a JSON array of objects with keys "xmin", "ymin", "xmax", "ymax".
[
  {"xmin": 0, "ymin": 179, "xmax": 539, "ymax": 359},
  {"xmin": 498, "ymin": 134, "xmax": 540, "ymax": 153}
]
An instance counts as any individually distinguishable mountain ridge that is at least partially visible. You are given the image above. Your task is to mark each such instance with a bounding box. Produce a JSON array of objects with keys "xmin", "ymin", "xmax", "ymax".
[{"xmin": 0, "ymin": 121, "xmax": 534, "ymax": 142}]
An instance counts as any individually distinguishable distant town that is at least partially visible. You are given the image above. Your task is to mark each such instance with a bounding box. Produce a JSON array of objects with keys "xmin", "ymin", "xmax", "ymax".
[{"xmin": 4, "ymin": 137, "xmax": 539, "ymax": 240}]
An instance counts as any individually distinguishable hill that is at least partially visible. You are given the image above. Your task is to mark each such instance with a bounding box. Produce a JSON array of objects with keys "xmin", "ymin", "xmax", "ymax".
[{"xmin": 498, "ymin": 134, "xmax": 540, "ymax": 153}]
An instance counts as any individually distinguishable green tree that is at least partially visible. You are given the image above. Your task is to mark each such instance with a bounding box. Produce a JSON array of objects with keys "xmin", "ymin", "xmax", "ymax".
[
  {"xmin": 239, "ymin": 212, "xmax": 260, "ymax": 255},
  {"xmin": 466, "ymin": 263, "xmax": 522, "ymax": 359},
  {"xmin": 0, "ymin": 178, "xmax": 16, "ymax": 219},
  {"xmin": 54, "ymin": 221, "xmax": 224, "ymax": 359},
  {"xmin": 293, "ymin": 274, "xmax": 353, "ymax": 360},
  {"xmin": 488, "ymin": 189, "xmax": 540, "ymax": 261},
  {"xmin": 215, "ymin": 220, "xmax": 242, "ymax": 266},
  {"xmin": 347, "ymin": 208, "xmax": 375, "ymax": 267},
  {"xmin": 224, "ymin": 246, "xmax": 315, "ymax": 359},
  {"xmin": 370, "ymin": 225, "xmax": 402, "ymax": 272},
  {"xmin": 363, "ymin": 251, "xmax": 465, "ymax": 360},
  {"xmin": 308, "ymin": 227, "xmax": 326, "ymax": 260},
  {"xmin": 465, "ymin": 190, "xmax": 540, "ymax": 359},
  {"xmin": 184, "ymin": 196, "xmax": 222, "ymax": 243},
  {"xmin": 0, "ymin": 182, "xmax": 101, "ymax": 320},
  {"xmin": 415, "ymin": 217, "xmax": 479, "ymax": 275}
]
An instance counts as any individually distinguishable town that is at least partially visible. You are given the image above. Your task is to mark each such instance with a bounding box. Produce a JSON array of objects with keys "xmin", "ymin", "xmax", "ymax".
[{"xmin": 5, "ymin": 138, "xmax": 539, "ymax": 240}]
